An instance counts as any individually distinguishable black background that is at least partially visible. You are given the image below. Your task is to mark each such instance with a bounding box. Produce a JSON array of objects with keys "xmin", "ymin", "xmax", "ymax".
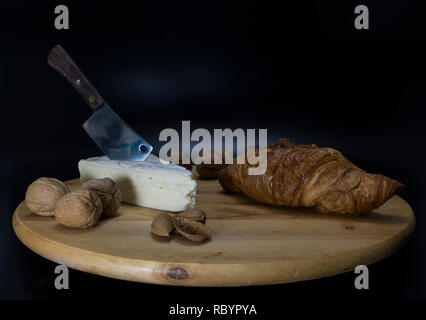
[{"xmin": 0, "ymin": 0, "xmax": 425, "ymax": 310}]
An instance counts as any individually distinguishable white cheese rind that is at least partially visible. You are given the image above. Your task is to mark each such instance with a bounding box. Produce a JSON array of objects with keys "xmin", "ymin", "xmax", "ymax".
[{"xmin": 78, "ymin": 155, "xmax": 196, "ymax": 212}]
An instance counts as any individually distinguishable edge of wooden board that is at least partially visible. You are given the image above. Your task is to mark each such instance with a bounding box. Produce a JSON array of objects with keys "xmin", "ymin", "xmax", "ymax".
[{"xmin": 12, "ymin": 198, "xmax": 415, "ymax": 287}]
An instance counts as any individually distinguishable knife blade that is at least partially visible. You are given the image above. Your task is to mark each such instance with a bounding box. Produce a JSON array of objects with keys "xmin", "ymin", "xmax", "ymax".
[{"xmin": 47, "ymin": 45, "xmax": 153, "ymax": 161}]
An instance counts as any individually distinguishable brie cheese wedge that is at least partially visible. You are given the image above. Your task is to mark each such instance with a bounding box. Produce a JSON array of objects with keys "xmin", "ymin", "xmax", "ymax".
[{"xmin": 78, "ymin": 155, "xmax": 196, "ymax": 212}]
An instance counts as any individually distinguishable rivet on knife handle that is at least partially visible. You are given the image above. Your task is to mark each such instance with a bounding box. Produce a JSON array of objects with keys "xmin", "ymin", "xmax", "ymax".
[{"xmin": 47, "ymin": 45, "xmax": 105, "ymax": 111}]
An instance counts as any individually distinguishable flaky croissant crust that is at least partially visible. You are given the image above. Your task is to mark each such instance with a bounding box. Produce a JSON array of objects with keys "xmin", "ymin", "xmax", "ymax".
[{"xmin": 218, "ymin": 138, "xmax": 404, "ymax": 215}]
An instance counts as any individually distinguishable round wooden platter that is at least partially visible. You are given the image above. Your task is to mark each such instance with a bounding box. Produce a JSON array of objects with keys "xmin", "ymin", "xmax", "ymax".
[{"xmin": 13, "ymin": 178, "xmax": 415, "ymax": 287}]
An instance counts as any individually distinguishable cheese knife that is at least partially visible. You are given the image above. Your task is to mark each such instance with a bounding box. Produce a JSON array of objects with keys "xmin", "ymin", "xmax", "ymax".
[{"xmin": 47, "ymin": 45, "xmax": 153, "ymax": 161}]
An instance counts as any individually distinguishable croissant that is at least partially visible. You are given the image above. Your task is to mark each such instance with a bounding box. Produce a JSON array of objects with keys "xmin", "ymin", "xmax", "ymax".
[{"xmin": 218, "ymin": 138, "xmax": 404, "ymax": 215}]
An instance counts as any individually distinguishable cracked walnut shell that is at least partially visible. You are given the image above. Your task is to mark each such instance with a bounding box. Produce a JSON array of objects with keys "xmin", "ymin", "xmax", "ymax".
[
  {"xmin": 151, "ymin": 213, "xmax": 174, "ymax": 237},
  {"xmin": 173, "ymin": 216, "xmax": 211, "ymax": 242},
  {"xmin": 55, "ymin": 189, "xmax": 103, "ymax": 228},
  {"xmin": 25, "ymin": 177, "xmax": 70, "ymax": 216}
]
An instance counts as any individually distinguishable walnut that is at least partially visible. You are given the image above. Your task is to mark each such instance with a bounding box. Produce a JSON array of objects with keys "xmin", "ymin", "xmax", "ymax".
[
  {"xmin": 218, "ymin": 167, "xmax": 240, "ymax": 193},
  {"xmin": 25, "ymin": 177, "xmax": 69, "ymax": 216},
  {"xmin": 195, "ymin": 149, "xmax": 231, "ymax": 179},
  {"xmin": 81, "ymin": 178, "xmax": 121, "ymax": 217},
  {"xmin": 55, "ymin": 189, "xmax": 103, "ymax": 228}
]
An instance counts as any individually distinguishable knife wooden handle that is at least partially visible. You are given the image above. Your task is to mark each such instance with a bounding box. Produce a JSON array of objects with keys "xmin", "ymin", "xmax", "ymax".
[{"xmin": 47, "ymin": 45, "xmax": 105, "ymax": 111}]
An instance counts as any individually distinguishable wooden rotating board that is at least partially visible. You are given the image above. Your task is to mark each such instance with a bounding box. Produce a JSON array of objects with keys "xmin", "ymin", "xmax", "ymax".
[{"xmin": 13, "ymin": 178, "xmax": 415, "ymax": 287}]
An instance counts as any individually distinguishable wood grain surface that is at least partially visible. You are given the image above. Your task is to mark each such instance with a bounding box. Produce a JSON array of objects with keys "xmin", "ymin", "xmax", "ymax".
[{"xmin": 12, "ymin": 178, "xmax": 415, "ymax": 286}]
